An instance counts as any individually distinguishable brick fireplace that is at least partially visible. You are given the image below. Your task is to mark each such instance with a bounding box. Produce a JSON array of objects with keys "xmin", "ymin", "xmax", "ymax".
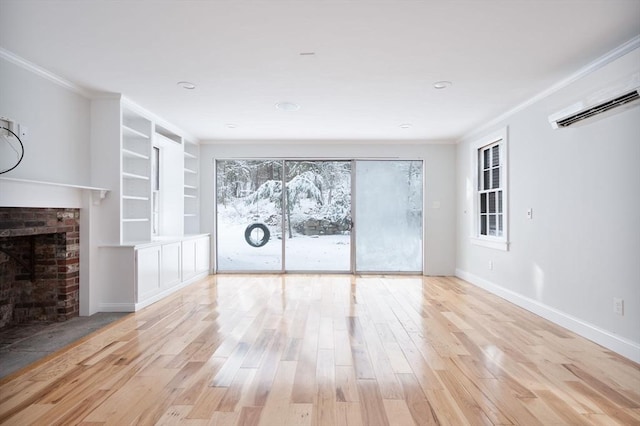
[{"xmin": 0, "ymin": 207, "xmax": 80, "ymax": 329}]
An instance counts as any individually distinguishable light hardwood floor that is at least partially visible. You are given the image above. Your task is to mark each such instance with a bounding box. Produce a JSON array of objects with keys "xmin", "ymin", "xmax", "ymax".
[{"xmin": 0, "ymin": 275, "xmax": 638, "ymax": 425}]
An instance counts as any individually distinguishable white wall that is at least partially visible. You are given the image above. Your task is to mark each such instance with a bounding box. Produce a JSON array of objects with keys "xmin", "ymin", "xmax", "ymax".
[
  {"xmin": 0, "ymin": 56, "xmax": 91, "ymax": 185},
  {"xmin": 199, "ymin": 142, "xmax": 457, "ymax": 276},
  {"xmin": 456, "ymin": 48, "xmax": 640, "ymax": 361},
  {"xmin": 0, "ymin": 55, "xmax": 104, "ymax": 316}
]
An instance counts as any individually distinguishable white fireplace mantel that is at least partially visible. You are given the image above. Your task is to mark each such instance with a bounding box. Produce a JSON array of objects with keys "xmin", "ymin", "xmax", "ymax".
[{"xmin": 0, "ymin": 177, "xmax": 109, "ymax": 208}]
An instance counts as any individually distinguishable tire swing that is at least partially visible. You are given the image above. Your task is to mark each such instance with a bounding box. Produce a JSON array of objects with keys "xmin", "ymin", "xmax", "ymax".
[{"xmin": 245, "ymin": 223, "xmax": 270, "ymax": 248}]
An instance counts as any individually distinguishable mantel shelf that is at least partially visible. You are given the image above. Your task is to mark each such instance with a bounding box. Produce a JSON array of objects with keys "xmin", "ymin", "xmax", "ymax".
[{"xmin": 0, "ymin": 176, "xmax": 109, "ymax": 205}]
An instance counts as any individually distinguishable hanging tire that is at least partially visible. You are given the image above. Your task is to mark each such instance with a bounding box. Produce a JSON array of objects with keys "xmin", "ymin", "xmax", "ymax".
[{"xmin": 245, "ymin": 223, "xmax": 270, "ymax": 248}]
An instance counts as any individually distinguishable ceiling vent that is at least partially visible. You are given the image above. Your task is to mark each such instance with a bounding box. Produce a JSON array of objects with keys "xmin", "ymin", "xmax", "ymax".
[{"xmin": 549, "ymin": 86, "xmax": 640, "ymax": 129}]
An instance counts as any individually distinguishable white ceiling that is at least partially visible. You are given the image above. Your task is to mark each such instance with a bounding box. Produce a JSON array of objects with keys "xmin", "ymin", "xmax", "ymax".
[{"xmin": 1, "ymin": 0, "xmax": 639, "ymax": 142}]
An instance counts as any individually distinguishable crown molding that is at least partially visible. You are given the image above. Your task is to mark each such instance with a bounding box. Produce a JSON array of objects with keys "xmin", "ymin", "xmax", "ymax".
[
  {"xmin": 460, "ymin": 35, "xmax": 640, "ymax": 142},
  {"xmin": 121, "ymin": 96, "xmax": 199, "ymax": 144},
  {"xmin": 0, "ymin": 47, "xmax": 94, "ymax": 98},
  {"xmin": 0, "ymin": 48, "xmax": 198, "ymax": 143},
  {"xmin": 201, "ymin": 138, "xmax": 455, "ymax": 145}
]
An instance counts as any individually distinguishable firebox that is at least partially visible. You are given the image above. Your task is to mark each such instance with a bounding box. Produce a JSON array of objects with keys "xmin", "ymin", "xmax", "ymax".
[{"xmin": 0, "ymin": 207, "xmax": 80, "ymax": 329}]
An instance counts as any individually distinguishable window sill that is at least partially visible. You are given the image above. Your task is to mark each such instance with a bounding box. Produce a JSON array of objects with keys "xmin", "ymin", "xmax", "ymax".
[{"xmin": 471, "ymin": 237, "xmax": 509, "ymax": 251}]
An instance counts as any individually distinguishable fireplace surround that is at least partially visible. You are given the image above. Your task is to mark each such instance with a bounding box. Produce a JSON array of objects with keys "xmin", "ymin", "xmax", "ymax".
[{"xmin": 0, "ymin": 207, "xmax": 80, "ymax": 328}]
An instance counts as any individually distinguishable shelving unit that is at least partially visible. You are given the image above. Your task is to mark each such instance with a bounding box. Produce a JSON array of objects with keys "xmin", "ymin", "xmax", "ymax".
[
  {"xmin": 183, "ymin": 140, "xmax": 200, "ymax": 234},
  {"xmin": 121, "ymin": 108, "xmax": 152, "ymax": 243},
  {"xmin": 91, "ymin": 96, "xmax": 210, "ymax": 313}
]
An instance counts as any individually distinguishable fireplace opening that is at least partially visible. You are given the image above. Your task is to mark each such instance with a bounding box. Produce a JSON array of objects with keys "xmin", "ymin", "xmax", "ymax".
[{"xmin": 0, "ymin": 208, "xmax": 80, "ymax": 330}]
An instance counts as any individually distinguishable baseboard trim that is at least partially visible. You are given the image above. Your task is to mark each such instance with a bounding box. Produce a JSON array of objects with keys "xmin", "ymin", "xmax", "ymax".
[
  {"xmin": 98, "ymin": 303, "xmax": 135, "ymax": 312},
  {"xmin": 455, "ymin": 268, "xmax": 640, "ymax": 363}
]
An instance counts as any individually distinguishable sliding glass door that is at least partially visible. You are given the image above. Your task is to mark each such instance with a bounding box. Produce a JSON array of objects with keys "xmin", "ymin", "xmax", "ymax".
[
  {"xmin": 284, "ymin": 161, "xmax": 351, "ymax": 271},
  {"xmin": 216, "ymin": 160, "xmax": 283, "ymax": 271},
  {"xmin": 355, "ymin": 160, "xmax": 423, "ymax": 272},
  {"xmin": 215, "ymin": 159, "xmax": 422, "ymax": 273}
]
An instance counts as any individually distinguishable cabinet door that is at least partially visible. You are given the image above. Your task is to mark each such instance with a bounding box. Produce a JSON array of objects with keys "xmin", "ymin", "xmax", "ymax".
[
  {"xmin": 195, "ymin": 237, "xmax": 210, "ymax": 273},
  {"xmin": 136, "ymin": 246, "xmax": 161, "ymax": 301},
  {"xmin": 182, "ymin": 239, "xmax": 197, "ymax": 281},
  {"xmin": 162, "ymin": 242, "xmax": 182, "ymax": 288}
]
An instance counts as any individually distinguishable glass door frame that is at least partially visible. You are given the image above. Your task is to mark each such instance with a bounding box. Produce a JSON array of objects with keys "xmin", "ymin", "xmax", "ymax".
[
  {"xmin": 213, "ymin": 157, "xmax": 425, "ymax": 274},
  {"xmin": 282, "ymin": 159, "xmax": 353, "ymax": 274}
]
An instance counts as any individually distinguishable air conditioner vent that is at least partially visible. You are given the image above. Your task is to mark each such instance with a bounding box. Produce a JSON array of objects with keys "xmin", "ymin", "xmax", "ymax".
[{"xmin": 555, "ymin": 89, "xmax": 640, "ymax": 128}]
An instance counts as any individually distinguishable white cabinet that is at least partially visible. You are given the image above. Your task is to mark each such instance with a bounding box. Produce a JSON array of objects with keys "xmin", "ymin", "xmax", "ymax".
[
  {"xmin": 91, "ymin": 96, "xmax": 206, "ymax": 313},
  {"xmin": 182, "ymin": 235, "xmax": 210, "ymax": 281},
  {"xmin": 98, "ymin": 235, "xmax": 209, "ymax": 312},
  {"xmin": 136, "ymin": 245, "xmax": 161, "ymax": 300},
  {"xmin": 161, "ymin": 242, "xmax": 182, "ymax": 288},
  {"xmin": 182, "ymin": 237, "xmax": 197, "ymax": 281},
  {"xmin": 195, "ymin": 236, "xmax": 210, "ymax": 273}
]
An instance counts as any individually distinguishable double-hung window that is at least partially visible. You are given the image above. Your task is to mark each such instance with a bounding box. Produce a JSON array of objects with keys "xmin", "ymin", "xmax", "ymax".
[
  {"xmin": 479, "ymin": 142, "xmax": 503, "ymax": 237},
  {"xmin": 472, "ymin": 127, "xmax": 508, "ymax": 250}
]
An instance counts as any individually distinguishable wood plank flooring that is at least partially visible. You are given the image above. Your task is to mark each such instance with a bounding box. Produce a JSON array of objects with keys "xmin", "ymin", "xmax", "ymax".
[{"xmin": 1, "ymin": 274, "xmax": 638, "ymax": 425}]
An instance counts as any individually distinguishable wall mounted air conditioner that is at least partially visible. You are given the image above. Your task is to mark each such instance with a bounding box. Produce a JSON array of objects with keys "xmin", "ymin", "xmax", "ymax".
[{"xmin": 548, "ymin": 80, "xmax": 640, "ymax": 129}]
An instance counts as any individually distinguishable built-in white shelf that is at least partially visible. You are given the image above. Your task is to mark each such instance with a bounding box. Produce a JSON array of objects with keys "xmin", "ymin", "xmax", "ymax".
[
  {"xmin": 122, "ymin": 218, "xmax": 150, "ymax": 222},
  {"xmin": 122, "ymin": 149, "xmax": 150, "ymax": 160},
  {"xmin": 122, "ymin": 124, "xmax": 150, "ymax": 139},
  {"xmin": 120, "ymin": 108, "xmax": 154, "ymax": 244},
  {"xmin": 123, "ymin": 172, "xmax": 150, "ymax": 180},
  {"xmin": 183, "ymin": 140, "xmax": 199, "ymax": 235}
]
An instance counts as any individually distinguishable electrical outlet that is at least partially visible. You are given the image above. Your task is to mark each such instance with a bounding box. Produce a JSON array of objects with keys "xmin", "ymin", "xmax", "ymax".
[
  {"xmin": 613, "ymin": 298, "xmax": 624, "ymax": 316},
  {"xmin": 526, "ymin": 208, "xmax": 533, "ymax": 219},
  {"xmin": 488, "ymin": 260, "xmax": 493, "ymax": 270}
]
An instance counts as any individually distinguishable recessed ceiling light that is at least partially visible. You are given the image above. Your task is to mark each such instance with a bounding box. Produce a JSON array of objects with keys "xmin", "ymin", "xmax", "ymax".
[
  {"xmin": 299, "ymin": 52, "xmax": 316, "ymax": 56},
  {"xmin": 399, "ymin": 123, "xmax": 412, "ymax": 129},
  {"xmin": 177, "ymin": 81, "xmax": 196, "ymax": 90},
  {"xmin": 433, "ymin": 80, "xmax": 452, "ymax": 90},
  {"xmin": 275, "ymin": 102, "xmax": 300, "ymax": 111},
  {"xmin": 226, "ymin": 123, "xmax": 237, "ymax": 129}
]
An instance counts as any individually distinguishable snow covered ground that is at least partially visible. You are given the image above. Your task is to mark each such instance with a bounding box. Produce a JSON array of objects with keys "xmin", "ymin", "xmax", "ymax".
[{"xmin": 216, "ymin": 221, "xmax": 350, "ymax": 271}]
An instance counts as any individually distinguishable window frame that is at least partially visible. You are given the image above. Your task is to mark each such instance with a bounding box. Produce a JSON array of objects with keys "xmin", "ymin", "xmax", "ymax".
[
  {"xmin": 151, "ymin": 145, "xmax": 160, "ymax": 236},
  {"xmin": 470, "ymin": 127, "xmax": 509, "ymax": 251}
]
